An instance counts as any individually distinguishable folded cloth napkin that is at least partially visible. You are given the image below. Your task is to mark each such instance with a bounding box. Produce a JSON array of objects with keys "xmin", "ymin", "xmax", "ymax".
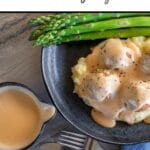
[{"xmin": 121, "ymin": 142, "xmax": 150, "ymax": 150}]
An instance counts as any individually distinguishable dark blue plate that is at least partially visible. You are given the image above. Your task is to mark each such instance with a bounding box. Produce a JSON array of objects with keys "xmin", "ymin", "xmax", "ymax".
[{"xmin": 42, "ymin": 41, "xmax": 150, "ymax": 144}]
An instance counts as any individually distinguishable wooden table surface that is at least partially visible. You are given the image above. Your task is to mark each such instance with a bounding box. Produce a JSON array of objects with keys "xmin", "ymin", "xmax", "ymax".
[
  {"xmin": 0, "ymin": 13, "xmax": 46, "ymax": 95},
  {"xmin": 0, "ymin": 13, "xmax": 69, "ymax": 149},
  {"xmin": 0, "ymin": 13, "xmax": 120, "ymax": 150}
]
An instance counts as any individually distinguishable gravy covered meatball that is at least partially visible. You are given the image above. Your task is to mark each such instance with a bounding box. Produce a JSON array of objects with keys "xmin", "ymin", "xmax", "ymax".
[
  {"xmin": 79, "ymin": 70, "xmax": 120, "ymax": 103},
  {"xmin": 101, "ymin": 38, "xmax": 139, "ymax": 69}
]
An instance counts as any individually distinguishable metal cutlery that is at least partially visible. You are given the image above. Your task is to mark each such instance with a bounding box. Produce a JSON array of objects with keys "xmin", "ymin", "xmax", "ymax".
[{"xmin": 33, "ymin": 130, "xmax": 92, "ymax": 150}]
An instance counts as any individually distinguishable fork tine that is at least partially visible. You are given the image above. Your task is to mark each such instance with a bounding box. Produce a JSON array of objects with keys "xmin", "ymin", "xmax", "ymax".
[
  {"xmin": 58, "ymin": 142, "xmax": 84, "ymax": 150},
  {"xmin": 60, "ymin": 134, "xmax": 85, "ymax": 142},
  {"xmin": 57, "ymin": 131, "xmax": 87, "ymax": 150},
  {"xmin": 58, "ymin": 137, "xmax": 84, "ymax": 146},
  {"xmin": 61, "ymin": 131, "xmax": 87, "ymax": 138}
]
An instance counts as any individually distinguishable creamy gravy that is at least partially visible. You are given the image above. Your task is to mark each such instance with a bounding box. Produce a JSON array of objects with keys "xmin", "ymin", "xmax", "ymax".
[
  {"xmin": 74, "ymin": 38, "xmax": 150, "ymax": 127},
  {"xmin": 91, "ymin": 109, "xmax": 116, "ymax": 128},
  {"xmin": 0, "ymin": 88, "xmax": 41, "ymax": 147}
]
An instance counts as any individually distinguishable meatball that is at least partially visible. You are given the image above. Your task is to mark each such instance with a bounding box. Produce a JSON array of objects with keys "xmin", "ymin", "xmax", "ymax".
[
  {"xmin": 81, "ymin": 70, "xmax": 120, "ymax": 102},
  {"xmin": 121, "ymin": 80, "xmax": 150, "ymax": 111},
  {"xmin": 101, "ymin": 39, "xmax": 135, "ymax": 69}
]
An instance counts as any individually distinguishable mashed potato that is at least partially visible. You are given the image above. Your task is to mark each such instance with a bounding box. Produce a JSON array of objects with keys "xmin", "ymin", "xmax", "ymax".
[
  {"xmin": 72, "ymin": 37, "xmax": 150, "ymax": 128},
  {"xmin": 131, "ymin": 36, "xmax": 150, "ymax": 54},
  {"xmin": 72, "ymin": 58, "xmax": 87, "ymax": 85}
]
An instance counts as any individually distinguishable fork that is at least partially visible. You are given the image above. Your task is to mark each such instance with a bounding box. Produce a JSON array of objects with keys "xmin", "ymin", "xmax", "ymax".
[
  {"xmin": 57, "ymin": 131, "xmax": 91, "ymax": 150},
  {"xmin": 34, "ymin": 130, "xmax": 92, "ymax": 150}
]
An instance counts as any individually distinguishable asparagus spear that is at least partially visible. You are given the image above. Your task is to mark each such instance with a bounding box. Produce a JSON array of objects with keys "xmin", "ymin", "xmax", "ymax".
[
  {"xmin": 28, "ymin": 14, "xmax": 55, "ymax": 26},
  {"xmin": 29, "ymin": 13, "xmax": 150, "ymax": 27},
  {"xmin": 30, "ymin": 13, "xmax": 150, "ymax": 40},
  {"xmin": 34, "ymin": 16, "xmax": 150, "ymax": 46},
  {"xmin": 28, "ymin": 13, "xmax": 88, "ymax": 26},
  {"xmin": 55, "ymin": 16, "xmax": 150, "ymax": 36},
  {"xmin": 29, "ymin": 16, "xmax": 78, "ymax": 40},
  {"xmin": 56, "ymin": 28, "xmax": 150, "ymax": 44},
  {"xmin": 29, "ymin": 13, "xmax": 90, "ymax": 39},
  {"xmin": 33, "ymin": 28, "xmax": 150, "ymax": 46},
  {"xmin": 43, "ymin": 13, "xmax": 150, "ymax": 31}
]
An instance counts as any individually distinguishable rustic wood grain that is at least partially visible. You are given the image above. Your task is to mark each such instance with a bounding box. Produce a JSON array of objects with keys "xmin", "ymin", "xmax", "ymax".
[
  {"xmin": 0, "ymin": 13, "xmax": 44, "ymax": 89},
  {"xmin": 0, "ymin": 13, "xmax": 120, "ymax": 150},
  {"xmin": 0, "ymin": 13, "xmax": 66, "ymax": 150}
]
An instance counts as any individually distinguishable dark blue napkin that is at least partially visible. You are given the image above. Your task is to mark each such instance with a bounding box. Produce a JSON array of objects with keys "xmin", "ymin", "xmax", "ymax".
[{"xmin": 121, "ymin": 142, "xmax": 150, "ymax": 150}]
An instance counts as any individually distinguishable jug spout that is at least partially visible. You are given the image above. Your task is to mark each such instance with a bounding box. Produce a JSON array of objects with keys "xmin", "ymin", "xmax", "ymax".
[{"xmin": 40, "ymin": 103, "xmax": 56, "ymax": 122}]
